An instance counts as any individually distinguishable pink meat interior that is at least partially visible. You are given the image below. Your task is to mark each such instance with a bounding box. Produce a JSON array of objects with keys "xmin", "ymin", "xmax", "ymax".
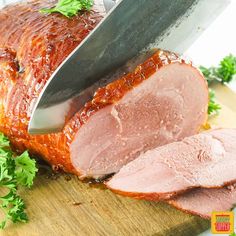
[
  {"xmin": 70, "ymin": 62, "xmax": 208, "ymax": 178},
  {"xmin": 107, "ymin": 129, "xmax": 236, "ymax": 197},
  {"xmin": 170, "ymin": 186, "xmax": 236, "ymax": 218}
]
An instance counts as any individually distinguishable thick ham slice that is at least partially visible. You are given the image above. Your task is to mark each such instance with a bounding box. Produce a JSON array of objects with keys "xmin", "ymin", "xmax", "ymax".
[
  {"xmin": 0, "ymin": 1, "xmax": 208, "ymax": 178},
  {"xmin": 168, "ymin": 186, "xmax": 236, "ymax": 219},
  {"xmin": 107, "ymin": 129, "xmax": 236, "ymax": 199},
  {"xmin": 70, "ymin": 50, "xmax": 208, "ymax": 178}
]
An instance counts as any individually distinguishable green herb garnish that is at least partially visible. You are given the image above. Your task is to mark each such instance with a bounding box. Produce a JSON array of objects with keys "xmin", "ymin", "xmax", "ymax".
[
  {"xmin": 200, "ymin": 54, "xmax": 236, "ymax": 84},
  {"xmin": 40, "ymin": 0, "xmax": 94, "ymax": 18},
  {"xmin": 0, "ymin": 133, "xmax": 37, "ymax": 229},
  {"xmin": 200, "ymin": 54, "xmax": 236, "ymax": 115},
  {"xmin": 208, "ymin": 89, "xmax": 221, "ymax": 115}
]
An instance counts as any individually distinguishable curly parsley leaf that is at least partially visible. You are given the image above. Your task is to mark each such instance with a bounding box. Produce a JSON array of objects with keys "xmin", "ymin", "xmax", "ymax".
[
  {"xmin": 200, "ymin": 54, "xmax": 236, "ymax": 85},
  {"xmin": 199, "ymin": 66, "xmax": 218, "ymax": 84},
  {"xmin": 0, "ymin": 134, "xmax": 10, "ymax": 148},
  {"xmin": 0, "ymin": 134, "xmax": 37, "ymax": 229},
  {"xmin": 217, "ymin": 54, "xmax": 236, "ymax": 83},
  {"xmin": 200, "ymin": 54, "xmax": 236, "ymax": 115},
  {"xmin": 208, "ymin": 89, "xmax": 221, "ymax": 115},
  {"xmin": 15, "ymin": 151, "xmax": 37, "ymax": 188},
  {"xmin": 40, "ymin": 0, "xmax": 94, "ymax": 18},
  {"xmin": 0, "ymin": 191, "xmax": 28, "ymax": 229}
]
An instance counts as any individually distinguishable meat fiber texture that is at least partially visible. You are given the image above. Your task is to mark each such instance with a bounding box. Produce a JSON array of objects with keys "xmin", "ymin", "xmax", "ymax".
[
  {"xmin": 107, "ymin": 129, "xmax": 236, "ymax": 199},
  {"xmin": 0, "ymin": 1, "xmax": 208, "ymax": 178},
  {"xmin": 168, "ymin": 185, "xmax": 236, "ymax": 219}
]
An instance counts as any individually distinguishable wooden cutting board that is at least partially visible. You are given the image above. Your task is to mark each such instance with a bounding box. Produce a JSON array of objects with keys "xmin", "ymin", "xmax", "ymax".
[{"xmin": 1, "ymin": 83, "xmax": 235, "ymax": 236}]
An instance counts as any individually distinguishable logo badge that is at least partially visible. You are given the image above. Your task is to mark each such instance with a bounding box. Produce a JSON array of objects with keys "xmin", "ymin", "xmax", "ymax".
[{"xmin": 211, "ymin": 212, "xmax": 234, "ymax": 234}]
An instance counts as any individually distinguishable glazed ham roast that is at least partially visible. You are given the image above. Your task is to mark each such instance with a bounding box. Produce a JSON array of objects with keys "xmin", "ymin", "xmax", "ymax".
[
  {"xmin": 0, "ymin": 0, "xmax": 209, "ymax": 178},
  {"xmin": 1, "ymin": 0, "xmax": 235, "ymax": 220},
  {"xmin": 107, "ymin": 129, "xmax": 236, "ymax": 199},
  {"xmin": 0, "ymin": 0, "xmax": 104, "ymax": 175}
]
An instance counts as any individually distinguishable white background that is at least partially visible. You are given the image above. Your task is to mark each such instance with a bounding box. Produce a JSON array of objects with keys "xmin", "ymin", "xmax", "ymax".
[
  {"xmin": 186, "ymin": 0, "xmax": 236, "ymax": 93},
  {"xmin": 188, "ymin": 1, "xmax": 236, "ymax": 235}
]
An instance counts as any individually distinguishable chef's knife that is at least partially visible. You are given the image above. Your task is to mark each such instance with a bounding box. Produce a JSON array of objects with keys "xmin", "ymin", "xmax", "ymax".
[
  {"xmin": 28, "ymin": 0, "xmax": 229, "ymax": 134},
  {"xmin": 103, "ymin": 0, "xmax": 116, "ymax": 12}
]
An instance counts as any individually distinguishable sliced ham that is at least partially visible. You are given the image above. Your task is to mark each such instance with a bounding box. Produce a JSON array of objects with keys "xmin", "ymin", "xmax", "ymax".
[
  {"xmin": 107, "ymin": 129, "xmax": 236, "ymax": 199},
  {"xmin": 69, "ymin": 50, "xmax": 208, "ymax": 178},
  {"xmin": 168, "ymin": 186, "xmax": 236, "ymax": 219},
  {"xmin": 0, "ymin": 1, "xmax": 208, "ymax": 178}
]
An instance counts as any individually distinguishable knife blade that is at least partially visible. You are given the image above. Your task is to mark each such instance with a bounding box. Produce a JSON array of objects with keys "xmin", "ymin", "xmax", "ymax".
[
  {"xmin": 29, "ymin": 0, "xmax": 229, "ymax": 134},
  {"xmin": 103, "ymin": 0, "xmax": 116, "ymax": 12}
]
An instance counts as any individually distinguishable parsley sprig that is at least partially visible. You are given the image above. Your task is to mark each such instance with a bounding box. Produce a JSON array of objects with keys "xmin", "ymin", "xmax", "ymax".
[
  {"xmin": 200, "ymin": 54, "xmax": 236, "ymax": 84},
  {"xmin": 40, "ymin": 0, "xmax": 94, "ymax": 18},
  {"xmin": 199, "ymin": 54, "xmax": 236, "ymax": 115},
  {"xmin": 0, "ymin": 133, "xmax": 37, "ymax": 229},
  {"xmin": 208, "ymin": 89, "xmax": 221, "ymax": 115}
]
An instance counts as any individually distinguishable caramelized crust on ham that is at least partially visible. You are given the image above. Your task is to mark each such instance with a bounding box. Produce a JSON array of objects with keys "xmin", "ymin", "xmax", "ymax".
[
  {"xmin": 0, "ymin": 0, "xmax": 103, "ymax": 174},
  {"xmin": 107, "ymin": 129, "xmax": 236, "ymax": 199},
  {"xmin": 0, "ymin": 1, "xmax": 208, "ymax": 177}
]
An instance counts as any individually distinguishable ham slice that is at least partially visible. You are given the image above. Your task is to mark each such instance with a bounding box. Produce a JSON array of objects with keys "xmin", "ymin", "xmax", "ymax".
[
  {"xmin": 69, "ymin": 50, "xmax": 208, "ymax": 178},
  {"xmin": 168, "ymin": 186, "xmax": 236, "ymax": 219},
  {"xmin": 0, "ymin": 1, "xmax": 208, "ymax": 178},
  {"xmin": 107, "ymin": 129, "xmax": 236, "ymax": 199}
]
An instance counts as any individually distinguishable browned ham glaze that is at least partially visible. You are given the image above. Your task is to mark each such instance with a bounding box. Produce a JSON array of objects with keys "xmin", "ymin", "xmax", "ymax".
[
  {"xmin": 0, "ymin": 0, "xmax": 104, "ymax": 174},
  {"xmin": 0, "ymin": 1, "xmax": 208, "ymax": 178}
]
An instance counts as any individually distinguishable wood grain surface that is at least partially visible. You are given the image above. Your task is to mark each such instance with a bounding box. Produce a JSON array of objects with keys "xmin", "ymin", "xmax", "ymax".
[{"xmin": 1, "ymin": 83, "xmax": 235, "ymax": 236}]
